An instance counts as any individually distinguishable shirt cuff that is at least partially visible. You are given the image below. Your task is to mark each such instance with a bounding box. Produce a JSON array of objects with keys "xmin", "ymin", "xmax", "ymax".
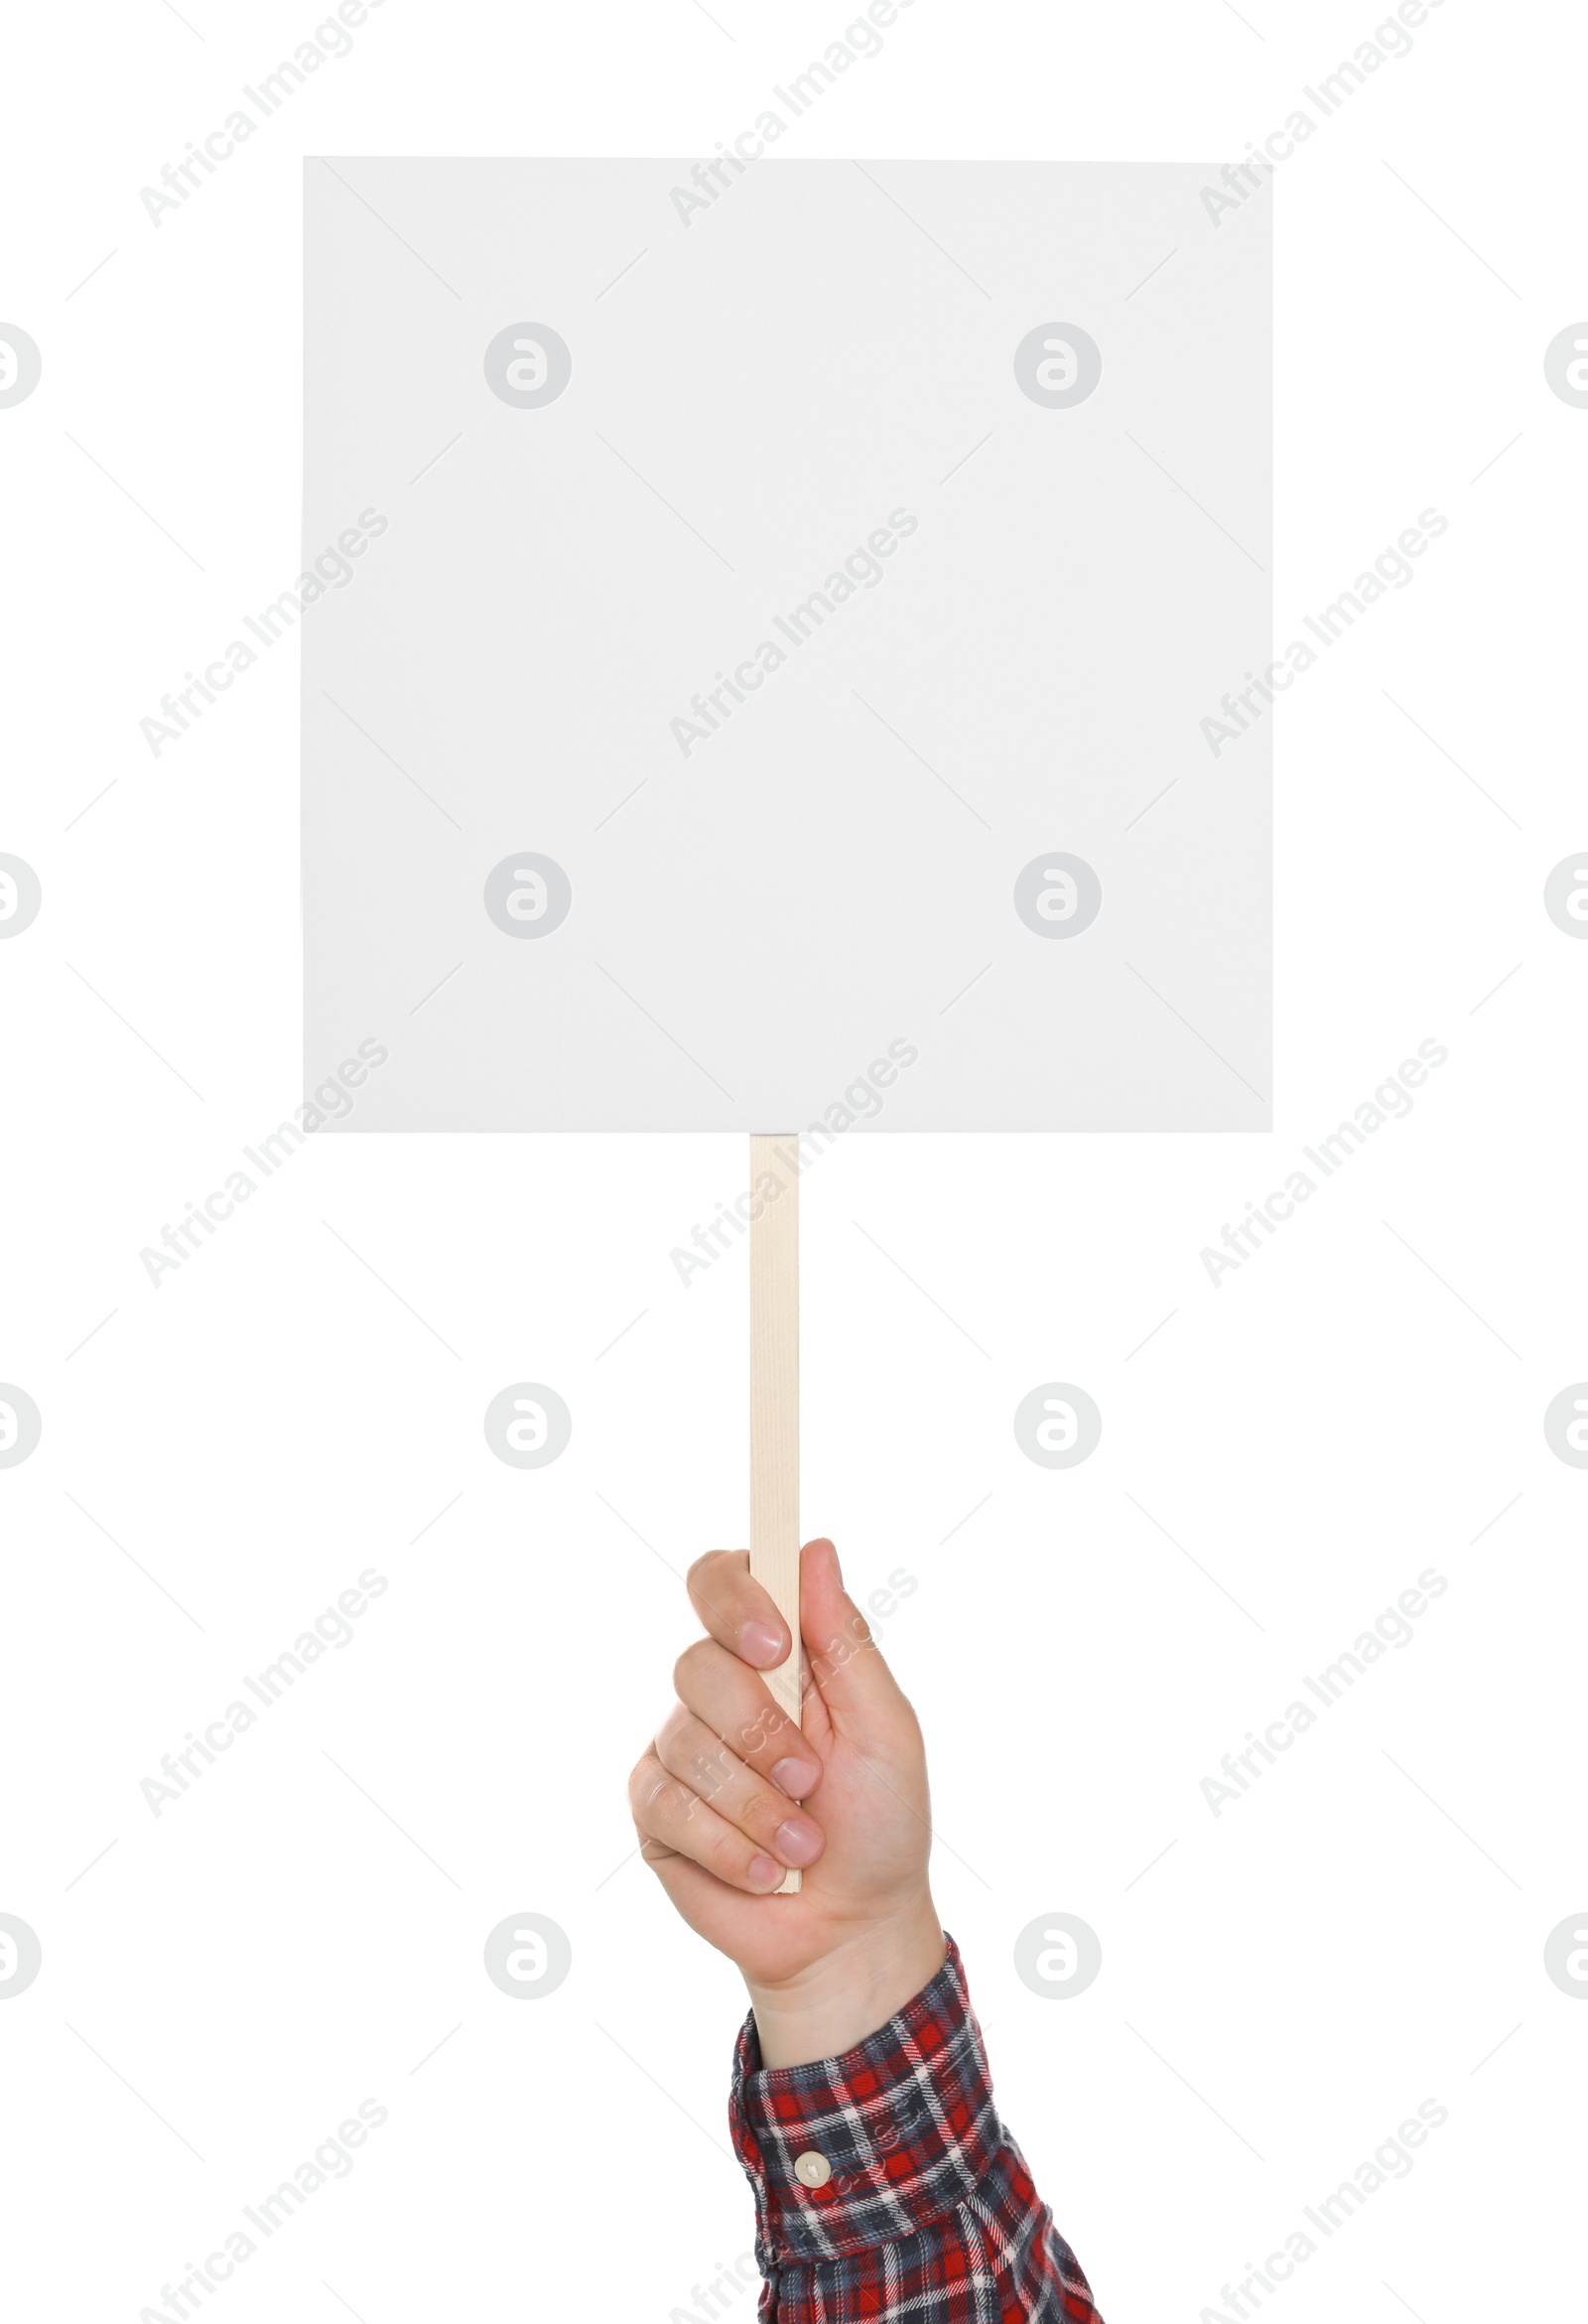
[{"xmin": 728, "ymin": 1933, "xmax": 1003, "ymax": 2267}]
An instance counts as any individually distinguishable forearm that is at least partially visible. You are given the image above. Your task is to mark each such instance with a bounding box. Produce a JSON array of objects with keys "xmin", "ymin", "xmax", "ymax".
[{"xmin": 730, "ymin": 1934, "xmax": 1104, "ymax": 2322}]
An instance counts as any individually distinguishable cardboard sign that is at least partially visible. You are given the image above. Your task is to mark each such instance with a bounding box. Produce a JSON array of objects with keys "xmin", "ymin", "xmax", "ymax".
[{"xmin": 303, "ymin": 159, "xmax": 1269, "ymax": 1128}]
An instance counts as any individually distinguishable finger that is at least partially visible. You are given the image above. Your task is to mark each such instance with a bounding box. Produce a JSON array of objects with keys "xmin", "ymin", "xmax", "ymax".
[
  {"xmin": 672, "ymin": 1636, "xmax": 822, "ymax": 1798},
  {"xmin": 654, "ymin": 1708, "xmax": 825, "ymax": 1871},
  {"xmin": 686, "ymin": 1549, "xmax": 791, "ymax": 1672},
  {"xmin": 644, "ymin": 1844, "xmax": 779, "ymax": 1938},
  {"xmin": 799, "ymin": 1538, "xmax": 914, "ymax": 1728},
  {"xmin": 628, "ymin": 1746, "xmax": 790, "ymax": 1895}
]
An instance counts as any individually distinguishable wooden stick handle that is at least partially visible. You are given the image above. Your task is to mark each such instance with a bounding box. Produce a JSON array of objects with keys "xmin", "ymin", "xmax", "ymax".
[{"xmin": 748, "ymin": 1133, "xmax": 801, "ymax": 1894}]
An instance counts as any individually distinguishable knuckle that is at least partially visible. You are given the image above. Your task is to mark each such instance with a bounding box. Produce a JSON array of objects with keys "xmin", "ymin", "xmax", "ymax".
[
  {"xmin": 672, "ymin": 1636, "xmax": 716, "ymax": 1697},
  {"xmin": 707, "ymin": 1822, "xmax": 749, "ymax": 1877},
  {"xmin": 686, "ymin": 1549, "xmax": 738, "ymax": 1597},
  {"xmin": 685, "ymin": 1738, "xmax": 733, "ymax": 1800},
  {"xmin": 737, "ymin": 1781, "xmax": 782, "ymax": 1843},
  {"xmin": 633, "ymin": 1766, "xmax": 689, "ymax": 1824}
]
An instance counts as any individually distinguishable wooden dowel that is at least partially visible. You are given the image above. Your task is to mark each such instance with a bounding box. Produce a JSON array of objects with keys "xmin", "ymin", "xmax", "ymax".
[{"xmin": 748, "ymin": 1133, "xmax": 801, "ymax": 1894}]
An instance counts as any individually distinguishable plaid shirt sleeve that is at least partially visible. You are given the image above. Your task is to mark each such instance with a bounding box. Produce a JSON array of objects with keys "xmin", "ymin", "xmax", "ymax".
[{"xmin": 728, "ymin": 1935, "xmax": 1104, "ymax": 2322}]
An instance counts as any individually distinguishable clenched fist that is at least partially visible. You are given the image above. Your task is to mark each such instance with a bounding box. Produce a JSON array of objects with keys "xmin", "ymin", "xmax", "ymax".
[{"xmin": 629, "ymin": 1537, "xmax": 945, "ymax": 2066}]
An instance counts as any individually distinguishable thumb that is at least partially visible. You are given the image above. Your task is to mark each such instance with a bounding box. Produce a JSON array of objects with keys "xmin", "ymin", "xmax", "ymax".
[{"xmin": 798, "ymin": 1538, "xmax": 912, "ymax": 1732}]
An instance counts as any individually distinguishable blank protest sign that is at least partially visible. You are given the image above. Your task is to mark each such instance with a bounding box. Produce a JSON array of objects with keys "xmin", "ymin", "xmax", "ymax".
[{"xmin": 302, "ymin": 159, "xmax": 1269, "ymax": 1130}]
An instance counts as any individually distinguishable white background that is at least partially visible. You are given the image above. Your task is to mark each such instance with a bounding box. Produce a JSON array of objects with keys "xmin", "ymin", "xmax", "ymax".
[{"xmin": 2, "ymin": 3, "xmax": 1585, "ymax": 2320}]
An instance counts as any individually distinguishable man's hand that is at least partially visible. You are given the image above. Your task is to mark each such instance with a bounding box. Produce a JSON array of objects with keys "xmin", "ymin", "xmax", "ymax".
[{"xmin": 628, "ymin": 1537, "xmax": 945, "ymax": 2066}]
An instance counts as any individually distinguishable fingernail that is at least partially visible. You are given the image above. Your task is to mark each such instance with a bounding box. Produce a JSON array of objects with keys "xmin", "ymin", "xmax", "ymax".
[
  {"xmin": 740, "ymin": 1620, "xmax": 787, "ymax": 1667},
  {"xmin": 747, "ymin": 1854, "xmax": 782, "ymax": 1891},
  {"xmin": 774, "ymin": 1817, "xmax": 822, "ymax": 1868},
  {"xmin": 771, "ymin": 1756, "xmax": 819, "ymax": 1798}
]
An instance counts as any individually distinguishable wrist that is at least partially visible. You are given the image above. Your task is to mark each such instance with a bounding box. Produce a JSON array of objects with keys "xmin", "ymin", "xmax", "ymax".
[{"xmin": 745, "ymin": 1896, "xmax": 945, "ymax": 2068}]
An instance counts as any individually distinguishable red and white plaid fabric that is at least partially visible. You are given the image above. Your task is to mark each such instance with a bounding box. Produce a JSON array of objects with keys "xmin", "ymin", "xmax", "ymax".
[{"xmin": 729, "ymin": 1936, "xmax": 1104, "ymax": 2321}]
